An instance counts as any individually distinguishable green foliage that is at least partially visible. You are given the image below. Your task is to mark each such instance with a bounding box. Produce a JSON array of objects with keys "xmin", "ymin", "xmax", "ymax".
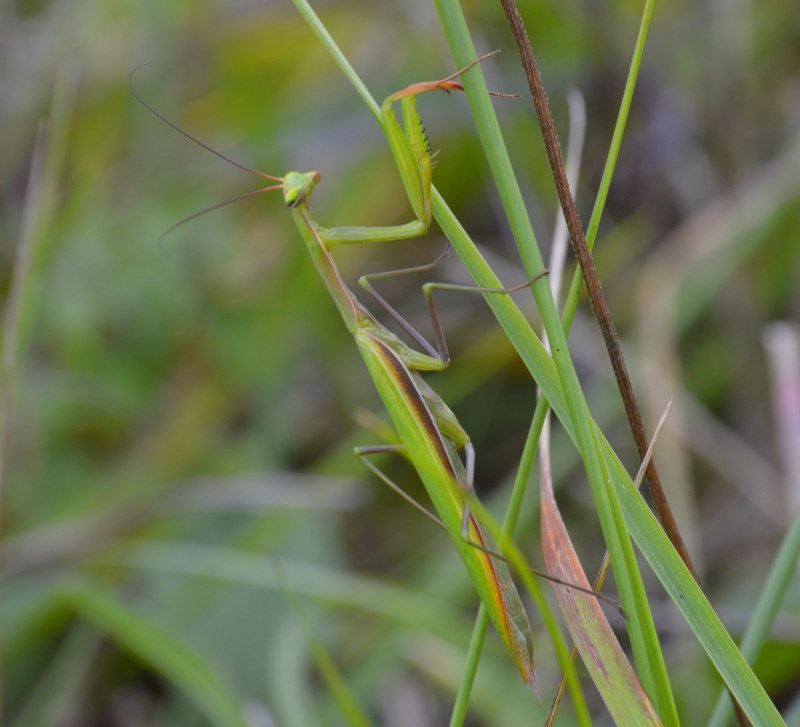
[{"xmin": 2, "ymin": 1, "xmax": 798, "ymax": 725}]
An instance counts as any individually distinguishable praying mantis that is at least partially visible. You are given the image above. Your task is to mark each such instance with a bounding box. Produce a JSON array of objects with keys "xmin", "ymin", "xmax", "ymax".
[{"xmin": 133, "ymin": 53, "xmax": 604, "ymax": 691}]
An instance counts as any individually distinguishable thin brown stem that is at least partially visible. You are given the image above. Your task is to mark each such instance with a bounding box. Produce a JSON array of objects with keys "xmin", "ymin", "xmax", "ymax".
[{"xmin": 498, "ymin": 0, "xmax": 698, "ymax": 582}]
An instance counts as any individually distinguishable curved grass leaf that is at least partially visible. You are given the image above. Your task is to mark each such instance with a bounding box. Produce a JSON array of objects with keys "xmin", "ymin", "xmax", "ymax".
[
  {"xmin": 540, "ymin": 461, "xmax": 661, "ymax": 724},
  {"xmin": 56, "ymin": 582, "xmax": 249, "ymax": 727}
]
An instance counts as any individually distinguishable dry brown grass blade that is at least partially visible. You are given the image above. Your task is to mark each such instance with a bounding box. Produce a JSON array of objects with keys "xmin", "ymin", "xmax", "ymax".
[
  {"xmin": 544, "ymin": 400, "xmax": 672, "ymax": 724},
  {"xmin": 538, "ymin": 427, "xmax": 661, "ymax": 724}
]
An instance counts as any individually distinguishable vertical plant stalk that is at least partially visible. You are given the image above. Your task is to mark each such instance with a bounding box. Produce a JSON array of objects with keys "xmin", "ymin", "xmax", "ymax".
[
  {"xmin": 0, "ymin": 124, "xmax": 46, "ymax": 723},
  {"xmin": 0, "ymin": 73, "xmax": 76, "ymax": 716},
  {"xmin": 706, "ymin": 325, "xmax": 800, "ymax": 727},
  {"xmin": 497, "ymin": 0, "xmax": 698, "ymax": 582},
  {"xmin": 0, "ymin": 125, "xmax": 45, "ymax": 517}
]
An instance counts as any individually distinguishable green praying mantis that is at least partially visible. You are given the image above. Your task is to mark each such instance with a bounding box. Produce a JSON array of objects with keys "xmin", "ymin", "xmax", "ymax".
[{"xmin": 133, "ymin": 52, "xmax": 612, "ymax": 692}]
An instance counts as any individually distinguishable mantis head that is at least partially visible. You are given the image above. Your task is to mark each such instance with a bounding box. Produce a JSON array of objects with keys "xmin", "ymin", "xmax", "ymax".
[
  {"xmin": 282, "ymin": 171, "xmax": 321, "ymax": 208},
  {"xmin": 129, "ymin": 68, "xmax": 323, "ymax": 243}
]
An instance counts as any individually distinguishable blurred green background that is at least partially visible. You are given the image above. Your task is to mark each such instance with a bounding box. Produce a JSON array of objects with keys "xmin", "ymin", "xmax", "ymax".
[{"xmin": 2, "ymin": 0, "xmax": 799, "ymax": 724}]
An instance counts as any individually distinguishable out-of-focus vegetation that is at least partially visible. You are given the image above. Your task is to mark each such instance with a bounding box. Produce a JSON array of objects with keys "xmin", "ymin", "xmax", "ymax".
[{"xmin": 1, "ymin": 0, "xmax": 798, "ymax": 725}]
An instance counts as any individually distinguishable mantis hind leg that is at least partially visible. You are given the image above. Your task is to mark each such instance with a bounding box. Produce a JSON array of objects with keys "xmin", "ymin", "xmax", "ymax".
[
  {"xmin": 354, "ymin": 441, "xmax": 479, "ymax": 539},
  {"xmin": 354, "ymin": 444, "xmax": 444, "ymax": 528},
  {"xmin": 356, "ymin": 435, "xmax": 486, "ymax": 572},
  {"xmin": 354, "ymin": 443, "xmax": 622, "ymax": 610}
]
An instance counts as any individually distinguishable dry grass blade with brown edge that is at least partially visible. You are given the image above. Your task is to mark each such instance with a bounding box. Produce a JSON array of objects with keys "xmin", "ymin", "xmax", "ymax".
[
  {"xmin": 539, "ymin": 417, "xmax": 661, "ymax": 724},
  {"xmin": 545, "ymin": 400, "xmax": 672, "ymax": 725}
]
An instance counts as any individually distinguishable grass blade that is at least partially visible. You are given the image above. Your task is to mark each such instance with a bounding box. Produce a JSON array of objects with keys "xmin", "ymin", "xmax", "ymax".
[
  {"xmin": 57, "ymin": 582, "xmax": 249, "ymax": 727},
  {"xmin": 540, "ymin": 441, "xmax": 660, "ymax": 724},
  {"xmin": 275, "ymin": 561, "xmax": 374, "ymax": 727}
]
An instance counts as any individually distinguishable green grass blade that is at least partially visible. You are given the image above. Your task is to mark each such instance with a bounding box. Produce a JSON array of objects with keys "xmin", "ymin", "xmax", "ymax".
[
  {"xmin": 269, "ymin": 617, "xmax": 317, "ymax": 727},
  {"xmin": 585, "ymin": 0, "xmax": 654, "ymax": 250},
  {"xmin": 57, "ymin": 581, "xmax": 249, "ymax": 727},
  {"xmin": 396, "ymin": 216, "xmax": 782, "ymax": 723},
  {"xmin": 1, "ymin": 71, "xmax": 76, "ymax": 504},
  {"xmin": 106, "ymin": 542, "xmax": 474, "ymax": 644},
  {"xmin": 10, "ymin": 620, "xmax": 102, "ymax": 727},
  {"xmin": 707, "ymin": 509, "xmax": 800, "ymax": 727},
  {"xmin": 290, "ymin": 0, "xmax": 380, "ymax": 122},
  {"xmin": 607, "ymin": 442, "xmax": 784, "ymax": 725},
  {"xmin": 564, "ymin": 0, "xmax": 655, "ymax": 321},
  {"xmin": 448, "ymin": 608, "xmax": 489, "ymax": 726},
  {"xmin": 436, "ymin": 176, "xmax": 780, "ymax": 725},
  {"xmin": 275, "ymin": 561, "xmax": 374, "ymax": 727}
]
